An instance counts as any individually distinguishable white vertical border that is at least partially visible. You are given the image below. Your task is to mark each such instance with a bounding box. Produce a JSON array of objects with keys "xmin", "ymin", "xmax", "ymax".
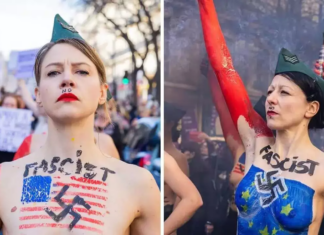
[{"xmin": 160, "ymin": 0, "xmax": 165, "ymax": 233}]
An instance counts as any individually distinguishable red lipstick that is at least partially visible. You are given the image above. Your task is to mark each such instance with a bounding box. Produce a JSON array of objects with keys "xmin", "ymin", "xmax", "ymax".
[
  {"xmin": 57, "ymin": 93, "xmax": 78, "ymax": 102},
  {"xmin": 267, "ymin": 111, "xmax": 278, "ymax": 116}
]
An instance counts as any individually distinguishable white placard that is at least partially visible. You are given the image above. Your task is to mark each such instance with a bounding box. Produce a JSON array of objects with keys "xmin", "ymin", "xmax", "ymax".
[
  {"xmin": 15, "ymin": 49, "xmax": 39, "ymax": 80},
  {"xmin": 8, "ymin": 51, "xmax": 19, "ymax": 72},
  {"xmin": 0, "ymin": 108, "xmax": 32, "ymax": 152}
]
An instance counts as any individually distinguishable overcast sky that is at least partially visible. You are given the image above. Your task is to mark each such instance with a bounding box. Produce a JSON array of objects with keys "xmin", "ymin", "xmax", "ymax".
[{"xmin": 0, "ymin": 0, "xmax": 75, "ymax": 60}]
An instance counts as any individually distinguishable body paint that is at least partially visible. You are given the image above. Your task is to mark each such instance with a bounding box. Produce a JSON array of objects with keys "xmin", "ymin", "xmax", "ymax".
[
  {"xmin": 48, "ymin": 157, "xmax": 60, "ymax": 174},
  {"xmin": 100, "ymin": 167, "xmax": 116, "ymax": 181},
  {"xmin": 20, "ymin": 156, "xmax": 116, "ymax": 233},
  {"xmin": 45, "ymin": 185, "xmax": 91, "ymax": 230},
  {"xmin": 21, "ymin": 176, "xmax": 52, "ymax": 203},
  {"xmin": 77, "ymin": 150, "xmax": 82, "ymax": 157},
  {"xmin": 197, "ymin": 0, "xmax": 272, "ymax": 137},
  {"xmin": 233, "ymin": 153, "xmax": 246, "ymax": 175},
  {"xmin": 84, "ymin": 163, "xmax": 97, "ymax": 179},
  {"xmin": 235, "ymin": 165, "xmax": 313, "ymax": 234},
  {"xmin": 208, "ymin": 68, "xmax": 242, "ymax": 144},
  {"xmin": 58, "ymin": 158, "xmax": 73, "ymax": 175},
  {"xmin": 260, "ymin": 145, "xmax": 319, "ymax": 176},
  {"xmin": 24, "ymin": 157, "xmax": 116, "ymax": 181},
  {"xmin": 34, "ymin": 160, "xmax": 48, "ymax": 175}
]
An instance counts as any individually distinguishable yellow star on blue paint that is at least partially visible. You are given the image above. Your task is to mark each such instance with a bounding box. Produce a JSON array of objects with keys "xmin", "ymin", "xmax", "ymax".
[
  {"xmin": 242, "ymin": 189, "xmax": 250, "ymax": 202},
  {"xmin": 241, "ymin": 204, "xmax": 248, "ymax": 212},
  {"xmin": 259, "ymin": 225, "xmax": 269, "ymax": 235},
  {"xmin": 272, "ymin": 227, "xmax": 278, "ymax": 235},
  {"xmin": 281, "ymin": 203, "xmax": 293, "ymax": 216},
  {"xmin": 248, "ymin": 221, "xmax": 253, "ymax": 228}
]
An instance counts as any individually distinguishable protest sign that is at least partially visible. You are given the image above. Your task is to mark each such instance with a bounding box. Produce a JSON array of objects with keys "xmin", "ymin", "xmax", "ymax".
[
  {"xmin": 0, "ymin": 108, "xmax": 32, "ymax": 152},
  {"xmin": 11, "ymin": 49, "xmax": 39, "ymax": 80}
]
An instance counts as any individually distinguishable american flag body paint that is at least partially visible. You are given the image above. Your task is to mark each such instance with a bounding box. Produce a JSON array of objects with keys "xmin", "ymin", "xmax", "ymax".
[{"xmin": 19, "ymin": 157, "xmax": 115, "ymax": 234}]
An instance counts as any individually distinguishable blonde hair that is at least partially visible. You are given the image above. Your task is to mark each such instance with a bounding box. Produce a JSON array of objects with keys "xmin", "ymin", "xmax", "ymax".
[{"xmin": 34, "ymin": 38, "xmax": 109, "ymax": 120}]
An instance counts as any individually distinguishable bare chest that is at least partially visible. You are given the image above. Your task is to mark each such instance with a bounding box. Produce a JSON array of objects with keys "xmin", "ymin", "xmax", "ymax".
[
  {"xmin": 0, "ymin": 158, "xmax": 136, "ymax": 235},
  {"xmin": 252, "ymin": 143, "xmax": 321, "ymax": 181}
]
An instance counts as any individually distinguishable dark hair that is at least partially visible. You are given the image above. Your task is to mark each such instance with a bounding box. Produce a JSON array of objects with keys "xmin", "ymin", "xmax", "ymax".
[
  {"xmin": 280, "ymin": 71, "xmax": 324, "ymax": 129},
  {"xmin": 164, "ymin": 102, "xmax": 186, "ymax": 123},
  {"xmin": 171, "ymin": 121, "xmax": 181, "ymax": 142}
]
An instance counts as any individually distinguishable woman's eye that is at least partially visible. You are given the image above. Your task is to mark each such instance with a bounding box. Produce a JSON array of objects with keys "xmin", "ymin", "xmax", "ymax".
[
  {"xmin": 47, "ymin": 71, "xmax": 60, "ymax": 77},
  {"xmin": 267, "ymin": 90, "xmax": 272, "ymax": 95},
  {"xmin": 76, "ymin": 70, "xmax": 89, "ymax": 75},
  {"xmin": 281, "ymin": 91, "xmax": 289, "ymax": 95}
]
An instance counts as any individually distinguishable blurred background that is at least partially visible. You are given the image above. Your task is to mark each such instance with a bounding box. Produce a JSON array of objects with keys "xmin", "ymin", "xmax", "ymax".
[
  {"xmin": 165, "ymin": 0, "xmax": 324, "ymax": 234},
  {"xmin": 0, "ymin": 0, "xmax": 161, "ymax": 192}
]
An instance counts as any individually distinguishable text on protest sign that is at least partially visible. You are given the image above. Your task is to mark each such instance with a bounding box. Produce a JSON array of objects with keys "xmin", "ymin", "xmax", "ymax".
[
  {"xmin": 0, "ymin": 108, "xmax": 32, "ymax": 152},
  {"xmin": 14, "ymin": 49, "xmax": 39, "ymax": 80}
]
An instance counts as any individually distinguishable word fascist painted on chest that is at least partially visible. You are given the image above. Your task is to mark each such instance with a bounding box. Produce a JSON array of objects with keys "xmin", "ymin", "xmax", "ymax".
[
  {"xmin": 23, "ymin": 150, "xmax": 115, "ymax": 182},
  {"xmin": 260, "ymin": 145, "xmax": 319, "ymax": 176}
]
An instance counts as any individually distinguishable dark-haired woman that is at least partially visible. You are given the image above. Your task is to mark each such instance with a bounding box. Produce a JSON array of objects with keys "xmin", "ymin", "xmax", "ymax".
[{"xmin": 198, "ymin": 0, "xmax": 324, "ymax": 234}]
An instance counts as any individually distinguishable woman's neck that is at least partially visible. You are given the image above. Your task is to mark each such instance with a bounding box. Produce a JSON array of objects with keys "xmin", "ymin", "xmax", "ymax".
[
  {"xmin": 274, "ymin": 123, "xmax": 313, "ymax": 158},
  {"xmin": 40, "ymin": 115, "xmax": 101, "ymax": 161}
]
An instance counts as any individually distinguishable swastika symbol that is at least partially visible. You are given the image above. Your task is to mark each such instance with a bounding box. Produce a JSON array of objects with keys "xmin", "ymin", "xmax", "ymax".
[
  {"xmin": 44, "ymin": 185, "xmax": 91, "ymax": 230},
  {"xmin": 255, "ymin": 170, "xmax": 287, "ymax": 207}
]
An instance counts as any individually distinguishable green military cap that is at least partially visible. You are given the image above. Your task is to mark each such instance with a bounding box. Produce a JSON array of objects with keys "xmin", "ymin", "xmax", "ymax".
[
  {"xmin": 275, "ymin": 48, "xmax": 324, "ymax": 92},
  {"xmin": 165, "ymin": 102, "xmax": 186, "ymax": 123},
  {"xmin": 51, "ymin": 14, "xmax": 113, "ymax": 99},
  {"xmin": 51, "ymin": 14, "xmax": 84, "ymax": 43}
]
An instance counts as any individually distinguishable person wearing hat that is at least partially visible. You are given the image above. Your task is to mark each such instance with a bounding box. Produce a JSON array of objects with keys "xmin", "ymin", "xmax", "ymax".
[
  {"xmin": 197, "ymin": 0, "xmax": 324, "ymax": 234},
  {"xmin": 164, "ymin": 102, "xmax": 203, "ymax": 235},
  {"xmin": 0, "ymin": 14, "xmax": 160, "ymax": 234}
]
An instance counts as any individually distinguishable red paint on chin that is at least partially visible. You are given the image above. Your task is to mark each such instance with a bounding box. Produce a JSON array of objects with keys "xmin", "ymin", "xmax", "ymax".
[
  {"xmin": 11, "ymin": 206, "xmax": 17, "ymax": 212},
  {"xmin": 198, "ymin": 0, "xmax": 273, "ymax": 138}
]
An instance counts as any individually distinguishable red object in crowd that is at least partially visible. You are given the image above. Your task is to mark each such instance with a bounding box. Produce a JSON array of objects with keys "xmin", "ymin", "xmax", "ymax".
[
  {"xmin": 13, "ymin": 135, "xmax": 32, "ymax": 161},
  {"xmin": 138, "ymin": 154, "xmax": 151, "ymax": 168},
  {"xmin": 189, "ymin": 131, "xmax": 203, "ymax": 143}
]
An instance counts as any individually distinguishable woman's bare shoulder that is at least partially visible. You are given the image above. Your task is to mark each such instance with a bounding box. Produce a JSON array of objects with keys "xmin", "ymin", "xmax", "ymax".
[
  {"xmin": 4, "ymin": 152, "xmax": 38, "ymax": 168},
  {"xmin": 95, "ymin": 132, "xmax": 113, "ymax": 143},
  {"xmin": 108, "ymin": 158, "xmax": 156, "ymax": 188}
]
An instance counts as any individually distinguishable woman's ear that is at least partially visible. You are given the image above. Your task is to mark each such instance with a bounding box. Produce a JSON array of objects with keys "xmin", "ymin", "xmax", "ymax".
[
  {"xmin": 35, "ymin": 87, "xmax": 43, "ymax": 107},
  {"xmin": 99, "ymin": 83, "xmax": 108, "ymax": 105},
  {"xmin": 305, "ymin": 100, "xmax": 320, "ymax": 119}
]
